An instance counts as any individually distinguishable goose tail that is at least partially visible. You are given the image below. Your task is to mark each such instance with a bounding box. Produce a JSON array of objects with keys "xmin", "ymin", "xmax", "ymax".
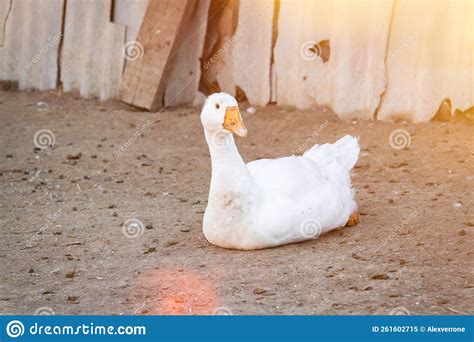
[{"xmin": 303, "ymin": 135, "xmax": 360, "ymax": 171}]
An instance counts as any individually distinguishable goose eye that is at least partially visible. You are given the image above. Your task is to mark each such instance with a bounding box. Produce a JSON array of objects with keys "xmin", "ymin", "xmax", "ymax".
[{"xmin": 215, "ymin": 103, "xmax": 220, "ymax": 110}]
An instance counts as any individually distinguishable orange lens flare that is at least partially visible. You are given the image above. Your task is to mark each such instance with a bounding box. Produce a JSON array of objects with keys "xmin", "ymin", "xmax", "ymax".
[{"xmin": 132, "ymin": 267, "xmax": 222, "ymax": 315}]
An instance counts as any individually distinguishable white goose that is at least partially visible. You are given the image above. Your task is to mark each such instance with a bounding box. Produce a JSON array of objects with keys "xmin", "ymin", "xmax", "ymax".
[{"xmin": 201, "ymin": 93, "xmax": 360, "ymax": 250}]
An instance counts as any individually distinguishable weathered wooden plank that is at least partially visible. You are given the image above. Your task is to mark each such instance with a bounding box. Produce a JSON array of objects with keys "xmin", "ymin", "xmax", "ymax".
[
  {"xmin": 0, "ymin": 0, "xmax": 11, "ymax": 46},
  {"xmin": 198, "ymin": 0, "xmax": 237, "ymax": 96},
  {"xmin": 61, "ymin": 0, "xmax": 125, "ymax": 100},
  {"xmin": 231, "ymin": 0, "xmax": 274, "ymax": 106},
  {"xmin": 100, "ymin": 22, "xmax": 126, "ymax": 101},
  {"xmin": 274, "ymin": 0, "xmax": 333, "ymax": 109},
  {"xmin": 0, "ymin": 0, "xmax": 64, "ymax": 90},
  {"xmin": 378, "ymin": 0, "xmax": 474, "ymax": 122},
  {"xmin": 274, "ymin": 0, "xmax": 392, "ymax": 120},
  {"xmin": 119, "ymin": 0, "xmax": 189, "ymax": 111},
  {"xmin": 164, "ymin": 0, "xmax": 210, "ymax": 107},
  {"xmin": 113, "ymin": 0, "xmax": 149, "ymax": 43},
  {"xmin": 0, "ymin": 0, "xmax": 23, "ymax": 82},
  {"xmin": 330, "ymin": 0, "xmax": 392, "ymax": 119}
]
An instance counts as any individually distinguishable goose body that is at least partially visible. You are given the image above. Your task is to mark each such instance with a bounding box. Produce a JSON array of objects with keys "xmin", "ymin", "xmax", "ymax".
[{"xmin": 201, "ymin": 93, "xmax": 360, "ymax": 250}]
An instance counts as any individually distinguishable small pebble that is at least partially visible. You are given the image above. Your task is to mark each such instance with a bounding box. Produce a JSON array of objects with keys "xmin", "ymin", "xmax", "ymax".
[
  {"xmin": 67, "ymin": 296, "xmax": 79, "ymax": 303},
  {"xmin": 253, "ymin": 288, "xmax": 267, "ymax": 295},
  {"xmin": 144, "ymin": 247, "xmax": 156, "ymax": 254},
  {"xmin": 164, "ymin": 240, "xmax": 178, "ymax": 247},
  {"xmin": 371, "ymin": 273, "xmax": 389, "ymax": 280},
  {"xmin": 66, "ymin": 153, "xmax": 82, "ymax": 160}
]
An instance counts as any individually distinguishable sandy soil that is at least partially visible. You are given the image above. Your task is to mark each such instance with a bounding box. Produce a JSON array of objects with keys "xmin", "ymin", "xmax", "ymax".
[{"xmin": 0, "ymin": 90, "xmax": 472, "ymax": 315}]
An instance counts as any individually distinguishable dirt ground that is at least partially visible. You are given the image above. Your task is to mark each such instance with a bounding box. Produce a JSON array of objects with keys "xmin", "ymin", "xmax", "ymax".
[{"xmin": 0, "ymin": 90, "xmax": 472, "ymax": 315}]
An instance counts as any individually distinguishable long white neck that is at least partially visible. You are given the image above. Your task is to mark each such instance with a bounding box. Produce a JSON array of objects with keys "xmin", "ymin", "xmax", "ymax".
[{"xmin": 204, "ymin": 129, "xmax": 251, "ymax": 194}]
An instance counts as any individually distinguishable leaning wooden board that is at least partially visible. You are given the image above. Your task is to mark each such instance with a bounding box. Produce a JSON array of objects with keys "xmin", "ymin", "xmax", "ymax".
[
  {"xmin": 164, "ymin": 0, "xmax": 210, "ymax": 107},
  {"xmin": 119, "ymin": 0, "xmax": 189, "ymax": 111}
]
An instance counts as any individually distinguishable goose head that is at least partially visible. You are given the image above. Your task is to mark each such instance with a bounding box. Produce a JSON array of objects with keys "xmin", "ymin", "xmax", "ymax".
[{"xmin": 200, "ymin": 93, "xmax": 247, "ymax": 137}]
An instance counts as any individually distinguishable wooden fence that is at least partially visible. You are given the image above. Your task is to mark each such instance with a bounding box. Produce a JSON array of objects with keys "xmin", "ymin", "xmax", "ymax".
[{"xmin": 0, "ymin": 0, "xmax": 472, "ymax": 122}]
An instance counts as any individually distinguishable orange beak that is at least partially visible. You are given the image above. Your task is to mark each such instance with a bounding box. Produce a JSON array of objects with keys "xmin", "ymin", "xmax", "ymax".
[{"xmin": 223, "ymin": 106, "xmax": 247, "ymax": 137}]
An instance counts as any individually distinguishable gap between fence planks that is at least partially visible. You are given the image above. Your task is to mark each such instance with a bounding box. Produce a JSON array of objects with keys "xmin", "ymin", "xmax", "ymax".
[{"xmin": 119, "ymin": 0, "xmax": 189, "ymax": 111}]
